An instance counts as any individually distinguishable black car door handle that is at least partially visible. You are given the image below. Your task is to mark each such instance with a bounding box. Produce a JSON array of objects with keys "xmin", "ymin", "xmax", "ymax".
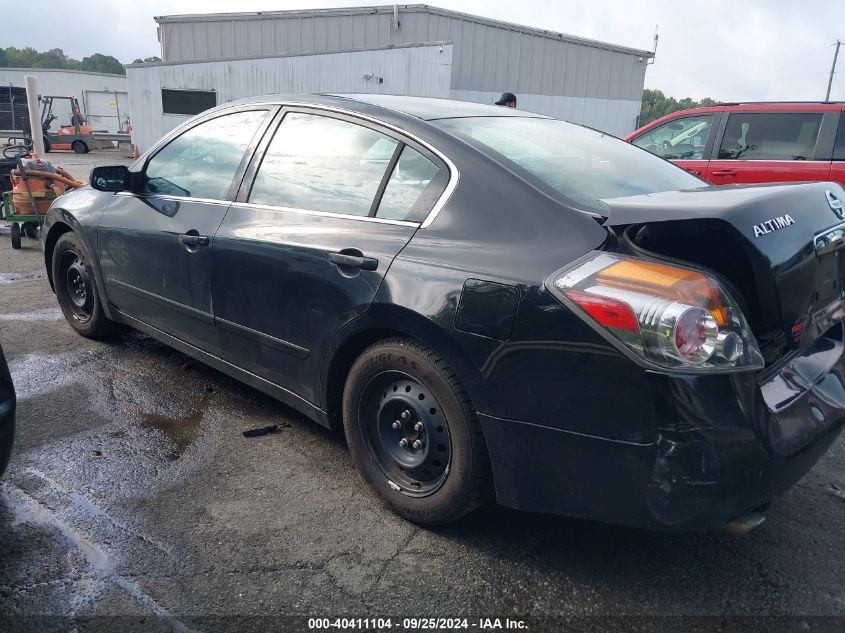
[
  {"xmin": 179, "ymin": 234, "xmax": 210, "ymax": 246},
  {"xmin": 329, "ymin": 252, "xmax": 378, "ymax": 271}
]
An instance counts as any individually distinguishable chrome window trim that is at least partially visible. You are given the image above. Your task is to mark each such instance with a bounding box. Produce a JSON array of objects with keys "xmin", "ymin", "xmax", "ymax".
[
  {"xmin": 234, "ymin": 201, "xmax": 420, "ymax": 227},
  {"xmin": 244, "ymin": 100, "xmax": 459, "ymax": 229},
  {"xmin": 130, "ymin": 99, "xmax": 460, "ymax": 228}
]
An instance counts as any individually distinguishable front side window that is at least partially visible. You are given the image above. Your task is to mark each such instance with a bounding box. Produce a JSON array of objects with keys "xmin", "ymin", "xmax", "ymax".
[
  {"xmin": 143, "ymin": 110, "xmax": 268, "ymax": 200},
  {"xmin": 435, "ymin": 117, "xmax": 704, "ymax": 212},
  {"xmin": 631, "ymin": 115, "xmax": 714, "ymax": 160},
  {"xmin": 717, "ymin": 112, "xmax": 823, "ymax": 160},
  {"xmin": 376, "ymin": 146, "xmax": 442, "ymax": 221},
  {"xmin": 249, "ymin": 112, "xmax": 398, "ymax": 216}
]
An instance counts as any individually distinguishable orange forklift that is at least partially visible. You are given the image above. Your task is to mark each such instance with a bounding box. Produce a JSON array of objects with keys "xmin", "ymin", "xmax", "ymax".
[{"xmin": 40, "ymin": 95, "xmax": 96, "ymax": 153}]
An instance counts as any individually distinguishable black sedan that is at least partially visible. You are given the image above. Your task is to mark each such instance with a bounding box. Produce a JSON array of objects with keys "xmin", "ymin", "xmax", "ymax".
[{"xmin": 42, "ymin": 95, "xmax": 845, "ymax": 531}]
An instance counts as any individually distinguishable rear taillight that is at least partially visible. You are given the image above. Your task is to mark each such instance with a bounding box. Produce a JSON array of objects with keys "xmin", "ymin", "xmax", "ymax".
[{"xmin": 547, "ymin": 252, "xmax": 764, "ymax": 372}]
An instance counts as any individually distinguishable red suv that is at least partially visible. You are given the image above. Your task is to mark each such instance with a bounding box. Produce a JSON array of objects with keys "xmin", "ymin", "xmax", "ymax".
[{"xmin": 625, "ymin": 102, "xmax": 845, "ymax": 186}]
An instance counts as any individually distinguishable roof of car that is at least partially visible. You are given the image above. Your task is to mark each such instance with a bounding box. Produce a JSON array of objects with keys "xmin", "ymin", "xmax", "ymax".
[
  {"xmin": 328, "ymin": 94, "xmax": 549, "ymax": 120},
  {"xmin": 226, "ymin": 93, "xmax": 549, "ymax": 122}
]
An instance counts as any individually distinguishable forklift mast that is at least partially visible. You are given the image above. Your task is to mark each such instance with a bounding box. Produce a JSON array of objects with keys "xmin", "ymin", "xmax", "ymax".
[{"xmin": 40, "ymin": 96, "xmax": 86, "ymax": 134}]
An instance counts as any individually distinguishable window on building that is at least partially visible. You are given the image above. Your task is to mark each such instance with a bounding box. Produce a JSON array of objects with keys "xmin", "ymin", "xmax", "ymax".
[
  {"xmin": 631, "ymin": 115, "xmax": 715, "ymax": 160},
  {"xmin": 249, "ymin": 112, "xmax": 399, "ymax": 217},
  {"xmin": 717, "ymin": 112, "xmax": 823, "ymax": 161},
  {"xmin": 161, "ymin": 89, "xmax": 217, "ymax": 116},
  {"xmin": 143, "ymin": 109, "xmax": 268, "ymax": 200}
]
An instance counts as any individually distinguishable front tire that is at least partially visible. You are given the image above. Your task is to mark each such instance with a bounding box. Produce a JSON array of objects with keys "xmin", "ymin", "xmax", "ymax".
[
  {"xmin": 52, "ymin": 232, "xmax": 116, "ymax": 339},
  {"xmin": 343, "ymin": 338, "xmax": 491, "ymax": 525}
]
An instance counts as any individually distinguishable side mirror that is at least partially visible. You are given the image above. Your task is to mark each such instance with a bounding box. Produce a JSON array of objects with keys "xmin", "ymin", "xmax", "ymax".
[{"xmin": 90, "ymin": 165, "xmax": 131, "ymax": 192}]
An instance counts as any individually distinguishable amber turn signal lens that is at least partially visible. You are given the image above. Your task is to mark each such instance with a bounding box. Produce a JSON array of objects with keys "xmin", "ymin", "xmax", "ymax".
[{"xmin": 596, "ymin": 259, "xmax": 729, "ymax": 327}]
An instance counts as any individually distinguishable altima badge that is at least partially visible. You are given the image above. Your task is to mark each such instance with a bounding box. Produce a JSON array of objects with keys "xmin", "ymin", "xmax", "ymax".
[
  {"xmin": 826, "ymin": 190, "xmax": 844, "ymax": 219},
  {"xmin": 753, "ymin": 214, "xmax": 795, "ymax": 238}
]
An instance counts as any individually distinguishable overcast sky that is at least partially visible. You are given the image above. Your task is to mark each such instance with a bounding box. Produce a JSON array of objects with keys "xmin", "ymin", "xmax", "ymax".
[{"xmin": 7, "ymin": 0, "xmax": 845, "ymax": 102}]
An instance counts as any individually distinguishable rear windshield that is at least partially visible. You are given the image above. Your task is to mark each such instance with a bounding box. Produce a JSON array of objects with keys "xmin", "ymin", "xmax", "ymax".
[{"xmin": 434, "ymin": 117, "xmax": 705, "ymax": 211}]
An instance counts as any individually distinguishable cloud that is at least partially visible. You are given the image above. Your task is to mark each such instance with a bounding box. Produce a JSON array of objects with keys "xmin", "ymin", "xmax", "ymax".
[{"xmin": 5, "ymin": 0, "xmax": 844, "ymax": 100}]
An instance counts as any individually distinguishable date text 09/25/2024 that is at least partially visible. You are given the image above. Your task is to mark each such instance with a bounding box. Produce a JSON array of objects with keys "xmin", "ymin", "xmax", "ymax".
[{"xmin": 307, "ymin": 618, "xmax": 528, "ymax": 630}]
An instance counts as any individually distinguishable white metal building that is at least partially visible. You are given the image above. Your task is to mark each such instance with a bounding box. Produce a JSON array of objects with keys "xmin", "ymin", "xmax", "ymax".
[
  {"xmin": 128, "ymin": 4, "xmax": 652, "ymax": 150},
  {"xmin": 0, "ymin": 68, "xmax": 129, "ymax": 133},
  {"xmin": 127, "ymin": 42, "xmax": 451, "ymax": 151}
]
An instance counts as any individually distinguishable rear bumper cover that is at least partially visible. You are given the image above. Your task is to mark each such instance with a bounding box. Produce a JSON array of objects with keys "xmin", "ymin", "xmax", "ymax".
[{"xmin": 479, "ymin": 328, "xmax": 845, "ymax": 531}]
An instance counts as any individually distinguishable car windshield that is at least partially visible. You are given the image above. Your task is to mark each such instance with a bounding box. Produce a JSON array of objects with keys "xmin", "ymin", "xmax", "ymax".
[{"xmin": 434, "ymin": 117, "xmax": 705, "ymax": 211}]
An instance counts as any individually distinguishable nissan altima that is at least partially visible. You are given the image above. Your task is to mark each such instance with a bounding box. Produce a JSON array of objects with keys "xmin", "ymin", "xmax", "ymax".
[{"xmin": 42, "ymin": 95, "xmax": 845, "ymax": 531}]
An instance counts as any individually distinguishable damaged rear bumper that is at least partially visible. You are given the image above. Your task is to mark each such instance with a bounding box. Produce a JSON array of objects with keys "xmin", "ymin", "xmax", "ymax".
[{"xmin": 478, "ymin": 325, "xmax": 845, "ymax": 531}]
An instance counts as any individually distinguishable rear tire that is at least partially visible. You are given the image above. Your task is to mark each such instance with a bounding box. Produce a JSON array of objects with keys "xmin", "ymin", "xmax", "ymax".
[
  {"xmin": 71, "ymin": 140, "xmax": 88, "ymax": 154},
  {"xmin": 52, "ymin": 232, "xmax": 116, "ymax": 339},
  {"xmin": 343, "ymin": 337, "xmax": 492, "ymax": 525},
  {"xmin": 10, "ymin": 223, "xmax": 21, "ymax": 250},
  {"xmin": 23, "ymin": 222, "xmax": 38, "ymax": 239}
]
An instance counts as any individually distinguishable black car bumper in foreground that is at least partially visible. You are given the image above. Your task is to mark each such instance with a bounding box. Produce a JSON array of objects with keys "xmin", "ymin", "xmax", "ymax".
[
  {"xmin": 479, "ymin": 324, "xmax": 845, "ymax": 531},
  {"xmin": 0, "ymin": 344, "xmax": 15, "ymax": 478}
]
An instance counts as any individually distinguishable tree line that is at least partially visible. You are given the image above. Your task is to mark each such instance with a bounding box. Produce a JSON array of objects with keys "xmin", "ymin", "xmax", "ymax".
[
  {"xmin": 0, "ymin": 47, "xmax": 161, "ymax": 75},
  {"xmin": 639, "ymin": 88, "xmax": 720, "ymax": 126}
]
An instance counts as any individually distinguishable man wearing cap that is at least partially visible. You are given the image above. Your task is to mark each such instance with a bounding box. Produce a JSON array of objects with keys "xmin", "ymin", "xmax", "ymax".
[{"xmin": 495, "ymin": 92, "xmax": 517, "ymax": 108}]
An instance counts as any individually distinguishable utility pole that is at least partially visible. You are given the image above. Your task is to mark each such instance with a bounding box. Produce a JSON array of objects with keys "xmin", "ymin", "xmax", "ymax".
[{"xmin": 827, "ymin": 39, "xmax": 841, "ymax": 102}]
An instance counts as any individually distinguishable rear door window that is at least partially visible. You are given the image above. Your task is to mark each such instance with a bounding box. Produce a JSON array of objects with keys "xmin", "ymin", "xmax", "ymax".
[
  {"xmin": 631, "ymin": 114, "xmax": 715, "ymax": 160},
  {"xmin": 833, "ymin": 115, "xmax": 845, "ymax": 161},
  {"xmin": 717, "ymin": 112, "xmax": 823, "ymax": 160},
  {"xmin": 249, "ymin": 112, "xmax": 398, "ymax": 217}
]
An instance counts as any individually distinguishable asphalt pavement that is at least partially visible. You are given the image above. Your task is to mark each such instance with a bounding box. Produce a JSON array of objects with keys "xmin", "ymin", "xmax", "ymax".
[{"xmin": 0, "ymin": 151, "xmax": 844, "ymax": 632}]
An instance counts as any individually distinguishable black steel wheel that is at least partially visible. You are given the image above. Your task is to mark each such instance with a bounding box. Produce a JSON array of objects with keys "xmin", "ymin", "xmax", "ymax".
[
  {"xmin": 343, "ymin": 338, "xmax": 491, "ymax": 525},
  {"xmin": 22, "ymin": 222, "xmax": 38, "ymax": 239},
  {"xmin": 10, "ymin": 223, "xmax": 20, "ymax": 249},
  {"xmin": 52, "ymin": 232, "xmax": 116, "ymax": 339},
  {"xmin": 60, "ymin": 250, "xmax": 93, "ymax": 321},
  {"xmin": 72, "ymin": 140, "xmax": 88, "ymax": 154},
  {"xmin": 361, "ymin": 371, "xmax": 452, "ymax": 497}
]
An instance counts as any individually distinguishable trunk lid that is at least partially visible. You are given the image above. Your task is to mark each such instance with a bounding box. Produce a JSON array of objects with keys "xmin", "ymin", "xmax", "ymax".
[{"xmin": 602, "ymin": 182, "xmax": 845, "ymax": 366}]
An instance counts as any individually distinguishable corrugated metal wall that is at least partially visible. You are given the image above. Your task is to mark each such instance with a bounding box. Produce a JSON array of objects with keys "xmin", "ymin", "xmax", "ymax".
[
  {"xmin": 0, "ymin": 69, "xmax": 129, "ymax": 132},
  {"xmin": 155, "ymin": 5, "xmax": 649, "ymax": 134},
  {"xmin": 127, "ymin": 43, "xmax": 452, "ymax": 151},
  {"xmin": 159, "ymin": 6, "xmax": 648, "ymax": 101}
]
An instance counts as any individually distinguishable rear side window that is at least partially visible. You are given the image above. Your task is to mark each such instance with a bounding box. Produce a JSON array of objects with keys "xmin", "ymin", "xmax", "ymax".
[
  {"xmin": 249, "ymin": 112, "xmax": 398, "ymax": 216},
  {"xmin": 717, "ymin": 112, "xmax": 823, "ymax": 160},
  {"xmin": 834, "ymin": 117, "xmax": 845, "ymax": 161},
  {"xmin": 631, "ymin": 115, "xmax": 714, "ymax": 160},
  {"xmin": 376, "ymin": 146, "xmax": 443, "ymax": 221},
  {"xmin": 143, "ymin": 110, "xmax": 268, "ymax": 199}
]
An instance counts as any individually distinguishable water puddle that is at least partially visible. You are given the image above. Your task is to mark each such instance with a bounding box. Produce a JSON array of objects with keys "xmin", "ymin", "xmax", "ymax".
[
  {"xmin": 0, "ymin": 269, "xmax": 46, "ymax": 285},
  {"xmin": 139, "ymin": 409, "xmax": 204, "ymax": 461},
  {"xmin": 0, "ymin": 306, "xmax": 63, "ymax": 321}
]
